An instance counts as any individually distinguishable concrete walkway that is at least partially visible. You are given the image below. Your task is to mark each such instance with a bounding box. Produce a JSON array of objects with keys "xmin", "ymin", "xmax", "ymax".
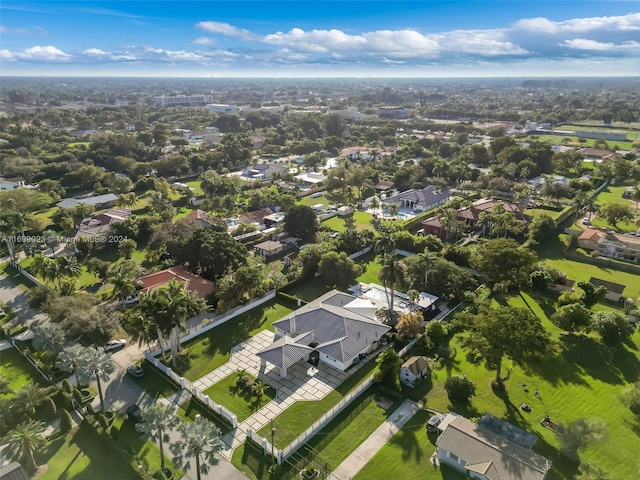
[
  {"xmin": 331, "ymin": 400, "xmax": 421, "ymax": 480},
  {"xmin": 0, "ymin": 273, "xmax": 49, "ymax": 328}
]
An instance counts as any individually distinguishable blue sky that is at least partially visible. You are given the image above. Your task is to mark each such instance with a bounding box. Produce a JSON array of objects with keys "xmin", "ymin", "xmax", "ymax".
[{"xmin": 1, "ymin": 1, "xmax": 639, "ymax": 76}]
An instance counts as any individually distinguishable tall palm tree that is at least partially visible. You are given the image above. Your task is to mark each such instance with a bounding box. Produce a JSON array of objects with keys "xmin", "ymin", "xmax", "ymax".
[
  {"xmin": 417, "ymin": 248, "xmax": 437, "ymax": 288},
  {"xmin": 139, "ymin": 290, "xmax": 173, "ymax": 364},
  {"xmin": 162, "ymin": 280, "xmax": 208, "ymax": 367},
  {"xmin": 0, "ymin": 420, "xmax": 47, "ymax": 473},
  {"xmin": 378, "ymin": 254, "xmax": 406, "ymax": 320},
  {"xmin": 57, "ymin": 344, "xmax": 91, "ymax": 386},
  {"xmin": 57, "ymin": 254, "xmax": 81, "ymax": 279},
  {"xmin": 170, "ymin": 415, "xmax": 223, "ymax": 480},
  {"xmin": 370, "ymin": 196, "xmax": 380, "ymax": 216},
  {"xmin": 127, "ymin": 311, "xmax": 156, "ymax": 350},
  {"xmin": 389, "ymin": 203, "xmax": 399, "ymax": 220},
  {"xmin": 107, "ymin": 265, "xmax": 136, "ymax": 307},
  {"xmin": 374, "ymin": 234, "xmax": 396, "ymax": 256},
  {"xmin": 137, "ymin": 404, "xmax": 180, "ymax": 471},
  {"xmin": 77, "ymin": 347, "xmax": 115, "ymax": 412},
  {"xmin": 14, "ymin": 385, "xmax": 54, "ymax": 418},
  {"xmin": 30, "ymin": 253, "xmax": 49, "ymax": 279},
  {"xmin": 582, "ymin": 198, "xmax": 599, "ymax": 227}
]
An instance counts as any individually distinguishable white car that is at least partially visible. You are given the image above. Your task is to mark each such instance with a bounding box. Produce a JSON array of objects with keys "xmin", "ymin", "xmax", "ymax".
[
  {"xmin": 123, "ymin": 295, "xmax": 140, "ymax": 305},
  {"xmin": 103, "ymin": 339, "xmax": 126, "ymax": 353}
]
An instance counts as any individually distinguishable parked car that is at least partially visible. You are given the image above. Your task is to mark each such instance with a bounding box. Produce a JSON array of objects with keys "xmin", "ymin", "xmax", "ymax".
[
  {"xmin": 103, "ymin": 339, "xmax": 126, "ymax": 353},
  {"xmin": 582, "ymin": 217, "xmax": 589, "ymax": 225},
  {"xmin": 426, "ymin": 413, "xmax": 445, "ymax": 432},
  {"xmin": 126, "ymin": 365, "xmax": 145, "ymax": 378},
  {"xmin": 126, "ymin": 404, "xmax": 143, "ymax": 423},
  {"xmin": 123, "ymin": 295, "xmax": 139, "ymax": 305}
]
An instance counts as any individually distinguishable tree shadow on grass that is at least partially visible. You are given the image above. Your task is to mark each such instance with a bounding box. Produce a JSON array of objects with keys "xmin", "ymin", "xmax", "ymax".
[
  {"xmin": 560, "ymin": 334, "xmax": 640, "ymax": 385},
  {"xmin": 522, "ymin": 335, "xmax": 591, "ymax": 388},
  {"xmin": 389, "ymin": 410, "xmax": 429, "ymax": 463}
]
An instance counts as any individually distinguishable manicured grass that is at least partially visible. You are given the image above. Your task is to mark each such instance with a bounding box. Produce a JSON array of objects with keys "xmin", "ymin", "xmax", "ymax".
[
  {"xmin": 282, "ymin": 281, "xmax": 331, "ymax": 303},
  {"xmin": 524, "ymin": 205, "xmax": 566, "ymax": 220},
  {"xmin": 185, "ymin": 180, "xmax": 204, "ymax": 195},
  {"xmin": 177, "ymin": 397, "xmax": 233, "ymax": 435},
  {"xmin": 307, "ymin": 386, "xmax": 401, "ymax": 470},
  {"xmin": 0, "ymin": 262, "xmax": 35, "ymax": 291},
  {"xmin": 594, "ymin": 185, "xmax": 636, "ymax": 208},
  {"xmin": 257, "ymin": 358, "xmax": 378, "ymax": 448},
  {"xmin": 37, "ymin": 422, "xmax": 140, "ymax": 480},
  {"xmin": 111, "ymin": 414, "xmax": 179, "ymax": 475},
  {"xmin": 172, "ymin": 205, "xmax": 198, "ymax": 220},
  {"xmin": 321, "ymin": 211, "xmax": 372, "ymax": 232},
  {"xmin": 134, "ymin": 361, "xmax": 181, "ymax": 400},
  {"xmin": 529, "ymin": 134, "xmax": 636, "ymax": 151},
  {"xmin": 354, "ymin": 251, "xmax": 384, "ymax": 285},
  {"xmin": 203, "ymin": 372, "xmax": 276, "ymax": 422},
  {"xmin": 174, "ymin": 299, "xmax": 295, "ymax": 381},
  {"xmin": 0, "ymin": 347, "xmax": 45, "ymax": 391},
  {"xmin": 232, "ymin": 387, "xmax": 401, "ymax": 479},
  {"xmin": 356, "ymin": 292, "xmax": 640, "ymax": 480}
]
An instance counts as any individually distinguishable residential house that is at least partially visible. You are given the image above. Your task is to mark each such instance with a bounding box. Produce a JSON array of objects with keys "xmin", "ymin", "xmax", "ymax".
[
  {"xmin": 138, "ymin": 266, "xmax": 215, "ymax": 298},
  {"xmin": 185, "ymin": 209, "xmax": 220, "ymax": 229},
  {"xmin": 436, "ymin": 414, "xmax": 551, "ymax": 480},
  {"xmin": 578, "ymin": 228, "xmax": 640, "ymax": 262},
  {"xmin": 257, "ymin": 290, "xmax": 390, "ymax": 377},
  {"xmin": 382, "ymin": 186, "xmax": 452, "ymax": 212},
  {"xmin": 73, "ymin": 209, "xmax": 131, "ymax": 243},
  {"xmin": 578, "ymin": 148, "xmax": 616, "ymax": 162},
  {"xmin": 56, "ymin": 193, "xmax": 118, "ymax": 209},
  {"xmin": 242, "ymin": 163, "xmax": 288, "ymax": 180},
  {"xmin": 238, "ymin": 207, "xmax": 276, "ymax": 228},
  {"xmin": 263, "ymin": 212, "xmax": 286, "ymax": 229},
  {"xmin": 589, "ymin": 277, "xmax": 625, "ymax": 302},
  {"xmin": 0, "ymin": 176, "xmax": 27, "ymax": 190},
  {"xmin": 254, "ymin": 240, "xmax": 286, "ymax": 257},
  {"xmin": 295, "ymin": 171, "xmax": 327, "ymax": 185},
  {"xmin": 376, "ymin": 107, "xmax": 415, "ymax": 119},
  {"xmin": 527, "ymin": 175, "xmax": 569, "ymax": 190},
  {"xmin": 400, "ymin": 356, "xmax": 430, "ymax": 387},
  {"xmin": 421, "ymin": 198, "xmax": 532, "ymax": 238}
]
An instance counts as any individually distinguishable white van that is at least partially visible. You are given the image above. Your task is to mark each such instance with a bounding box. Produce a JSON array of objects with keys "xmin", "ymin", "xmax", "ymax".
[{"xmin": 310, "ymin": 192, "xmax": 323, "ymax": 198}]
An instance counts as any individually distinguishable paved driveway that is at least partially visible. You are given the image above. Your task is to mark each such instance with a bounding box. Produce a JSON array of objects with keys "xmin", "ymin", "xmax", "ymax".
[{"xmin": 0, "ymin": 274, "xmax": 49, "ymax": 328}]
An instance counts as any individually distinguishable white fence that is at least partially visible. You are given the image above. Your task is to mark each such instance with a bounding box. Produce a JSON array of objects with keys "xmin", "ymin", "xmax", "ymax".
[
  {"xmin": 9, "ymin": 261, "xmax": 44, "ymax": 287},
  {"xmin": 146, "ymin": 356, "xmax": 238, "ymax": 428},
  {"xmin": 348, "ymin": 246, "xmax": 372, "ymax": 260},
  {"xmin": 247, "ymin": 375, "xmax": 375, "ymax": 465}
]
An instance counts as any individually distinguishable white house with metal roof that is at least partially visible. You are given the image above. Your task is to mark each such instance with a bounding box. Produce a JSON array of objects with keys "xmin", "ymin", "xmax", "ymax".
[{"xmin": 257, "ymin": 290, "xmax": 390, "ymax": 377}]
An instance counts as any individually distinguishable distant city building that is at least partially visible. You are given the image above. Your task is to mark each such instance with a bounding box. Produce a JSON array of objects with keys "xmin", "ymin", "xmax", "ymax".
[
  {"xmin": 206, "ymin": 103, "xmax": 238, "ymax": 113},
  {"xmin": 576, "ymin": 130, "xmax": 627, "ymax": 142},
  {"xmin": 153, "ymin": 95, "xmax": 214, "ymax": 107},
  {"xmin": 376, "ymin": 107, "xmax": 415, "ymax": 119}
]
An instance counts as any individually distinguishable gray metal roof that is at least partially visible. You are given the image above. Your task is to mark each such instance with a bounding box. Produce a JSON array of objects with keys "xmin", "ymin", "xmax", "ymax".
[
  {"xmin": 266, "ymin": 290, "xmax": 390, "ymax": 365},
  {"xmin": 256, "ymin": 334, "xmax": 314, "ymax": 370}
]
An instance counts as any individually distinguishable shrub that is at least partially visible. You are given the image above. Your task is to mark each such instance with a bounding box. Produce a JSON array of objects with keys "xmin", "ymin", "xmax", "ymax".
[
  {"xmin": 558, "ymin": 291, "xmax": 581, "ymax": 306},
  {"xmin": 445, "ymin": 375, "xmax": 476, "ymax": 403},
  {"xmin": 98, "ymin": 413, "xmax": 110, "ymax": 430},
  {"xmin": 60, "ymin": 409, "xmax": 73, "ymax": 433},
  {"xmin": 42, "ymin": 397, "xmax": 57, "ymax": 417},
  {"xmin": 592, "ymin": 311, "xmax": 634, "ymax": 346},
  {"xmin": 73, "ymin": 388, "xmax": 84, "ymax": 405},
  {"xmin": 62, "ymin": 379, "xmax": 73, "ymax": 394},
  {"xmin": 86, "ymin": 403, "xmax": 96, "ymax": 416}
]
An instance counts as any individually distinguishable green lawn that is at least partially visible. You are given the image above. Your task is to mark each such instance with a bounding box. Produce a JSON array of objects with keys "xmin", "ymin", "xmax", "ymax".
[
  {"xmin": 354, "ymin": 251, "xmax": 384, "ymax": 285},
  {"xmin": 257, "ymin": 358, "xmax": 378, "ymax": 448},
  {"xmin": 133, "ymin": 361, "xmax": 181, "ymax": 400},
  {"xmin": 203, "ymin": 373, "xmax": 276, "ymax": 422},
  {"xmin": 0, "ymin": 262, "xmax": 36, "ymax": 291},
  {"xmin": 174, "ymin": 299, "xmax": 295, "ymax": 381},
  {"xmin": 321, "ymin": 211, "xmax": 372, "ymax": 232},
  {"xmin": 177, "ymin": 397, "xmax": 233, "ymax": 435},
  {"xmin": 185, "ymin": 180, "xmax": 204, "ymax": 195},
  {"xmin": 529, "ymin": 134, "xmax": 636, "ymax": 151},
  {"xmin": 232, "ymin": 386, "xmax": 401, "ymax": 479},
  {"xmin": 0, "ymin": 347, "xmax": 45, "ymax": 391},
  {"xmin": 281, "ymin": 281, "xmax": 331, "ymax": 303},
  {"xmin": 173, "ymin": 205, "xmax": 198, "ymax": 220},
  {"xmin": 36, "ymin": 422, "xmax": 140, "ymax": 480},
  {"xmin": 524, "ymin": 205, "xmax": 566, "ymax": 221},
  {"xmin": 590, "ymin": 184, "xmax": 639, "ymax": 232},
  {"xmin": 355, "ymin": 292, "xmax": 640, "ymax": 480}
]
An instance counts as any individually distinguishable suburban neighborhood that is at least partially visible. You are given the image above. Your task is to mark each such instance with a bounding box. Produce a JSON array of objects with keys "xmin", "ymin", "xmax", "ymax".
[{"xmin": 1, "ymin": 5, "xmax": 640, "ymax": 480}]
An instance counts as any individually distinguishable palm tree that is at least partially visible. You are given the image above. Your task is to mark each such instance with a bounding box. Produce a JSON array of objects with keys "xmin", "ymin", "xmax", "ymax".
[
  {"xmin": 57, "ymin": 344, "xmax": 90, "ymax": 386},
  {"xmin": 139, "ymin": 290, "xmax": 172, "ymax": 364},
  {"xmin": 107, "ymin": 265, "xmax": 136, "ymax": 307},
  {"xmin": 30, "ymin": 253, "xmax": 49, "ymax": 279},
  {"xmin": 374, "ymin": 234, "xmax": 396, "ymax": 256},
  {"xmin": 32, "ymin": 322, "xmax": 65, "ymax": 355},
  {"xmin": 370, "ymin": 196, "xmax": 380, "ymax": 216},
  {"xmin": 137, "ymin": 404, "xmax": 179, "ymax": 471},
  {"xmin": 378, "ymin": 254, "xmax": 406, "ymax": 321},
  {"xmin": 14, "ymin": 385, "xmax": 53, "ymax": 418},
  {"xmin": 127, "ymin": 311, "xmax": 156, "ymax": 350},
  {"xmin": 0, "ymin": 420, "xmax": 47, "ymax": 473},
  {"xmin": 162, "ymin": 280, "xmax": 208, "ymax": 367},
  {"xmin": 77, "ymin": 347, "xmax": 115, "ymax": 412},
  {"xmin": 389, "ymin": 203, "xmax": 399, "ymax": 220},
  {"xmin": 631, "ymin": 183, "xmax": 640, "ymax": 213},
  {"xmin": 170, "ymin": 415, "xmax": 223, "ymax": 480},
  {"xmin": 57, "ymin": 254, "xmax": 81, "ymax": 279},
  {"xmin": 417, "ymin": 248, "xmax": 437, "ymax": 288},
  {"xmin": 582, "ymin": 198, "xmax": 599, "ymax": 227}
]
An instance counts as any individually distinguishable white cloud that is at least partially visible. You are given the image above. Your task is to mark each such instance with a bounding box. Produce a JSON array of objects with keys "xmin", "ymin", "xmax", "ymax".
[
  {"xmin": 514, "ymin": 13, "xmax": 640, "ymax": 33},
  {"xmin": 196, "ymin": 21, "xmax": 259, "ymax": 41},
  {"xmin": 1, "ymin": 45, "xmax": 70, "ymax": 62},
  {"xmin": 561, "ymin": 39, "xmax": 640, "ymax": 51},
  {"xmin": 192, "ymin": 36, "xmax": 216, "ymax": 46},
  {"xmin": 83, "ymin": 48, "xmax": 108, "ymax": 56},
  {"xmin": 143, "ymin": 46, "xmax": 204, "ymax": 61},
  {"xmin": 0, "ymin": 25, "xmax": 47, "ymax": 35}
]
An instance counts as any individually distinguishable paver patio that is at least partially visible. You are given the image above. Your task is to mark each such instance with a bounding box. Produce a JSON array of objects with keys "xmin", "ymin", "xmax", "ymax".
[{"xmin": 186, "ymin": 330, "xmax": 376, "ymax": 459}]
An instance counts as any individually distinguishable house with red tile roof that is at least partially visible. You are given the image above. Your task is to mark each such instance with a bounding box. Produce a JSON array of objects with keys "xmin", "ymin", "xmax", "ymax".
[{"xmin": 138, "ymin": 266, "xmax": 215, "ymax": 298}]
